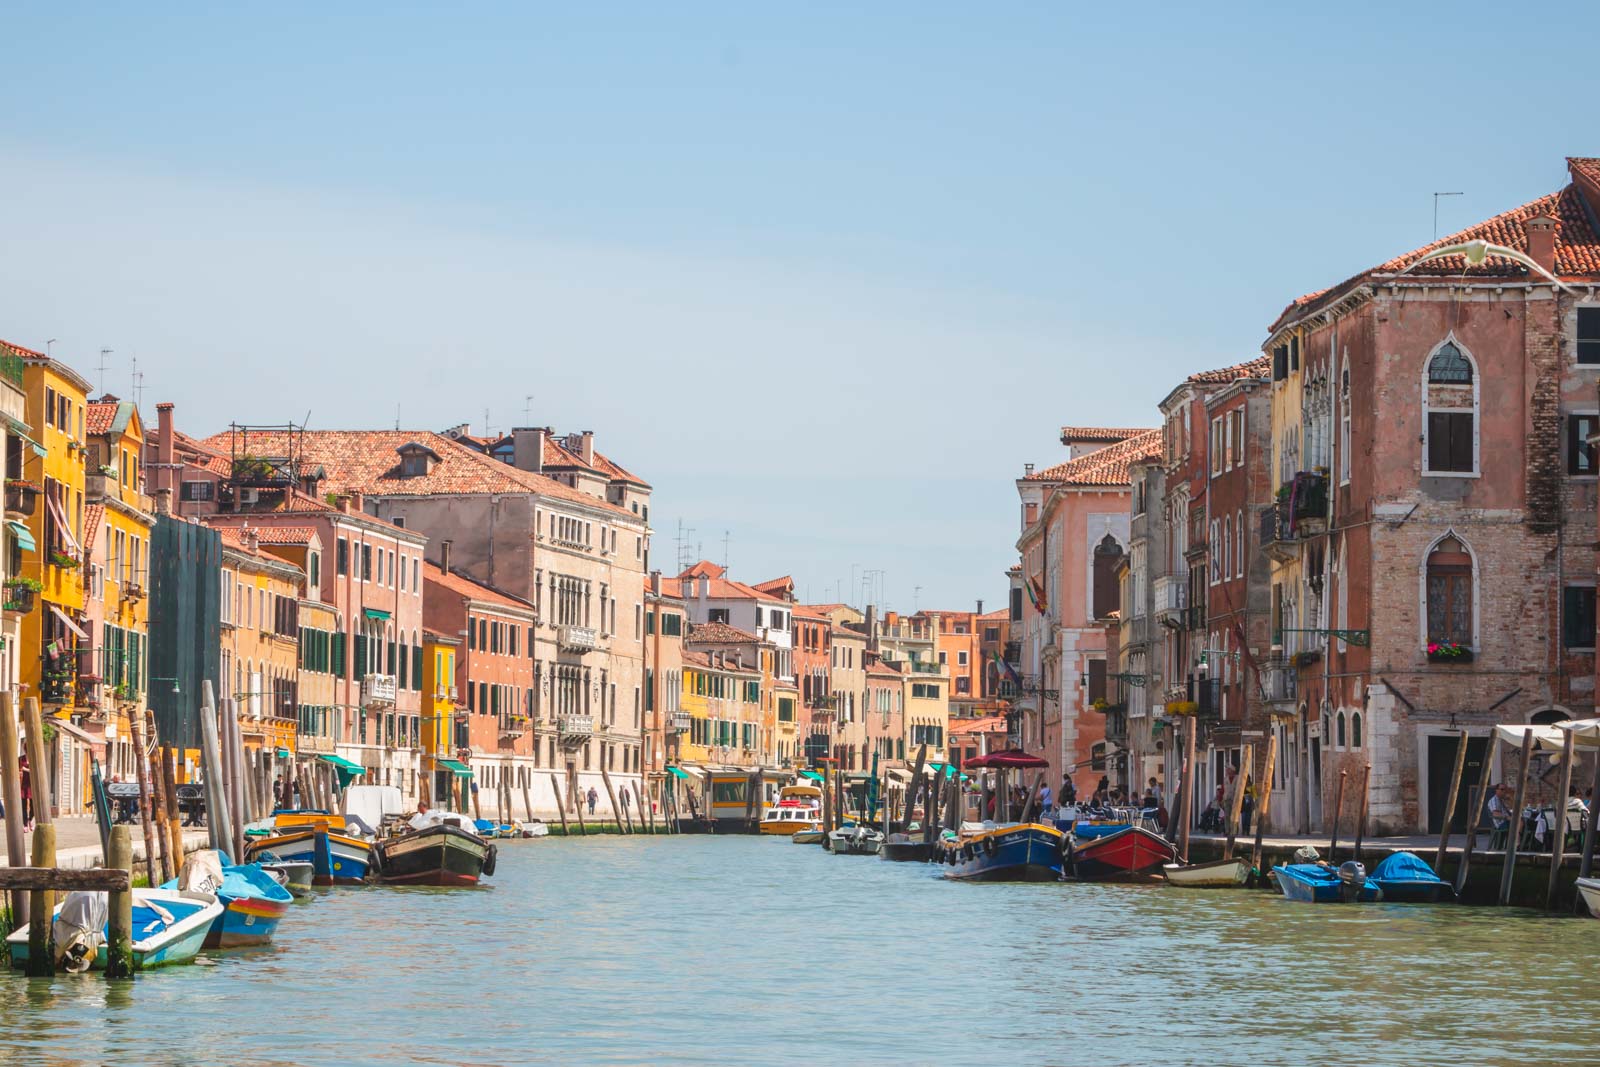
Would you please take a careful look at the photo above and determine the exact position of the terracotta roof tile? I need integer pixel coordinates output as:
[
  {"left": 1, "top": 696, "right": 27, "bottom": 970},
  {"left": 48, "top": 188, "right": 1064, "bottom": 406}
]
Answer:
[
  {"left": 249, "top": 526, "right": 320, "bottom": 545},
  {"left": 752, "top": 576, "right": 793, "bottom": 597},
  {"left": 867, "top": 661, "right": 902, "bottom": 677},
  {"left": 82, "top": 505, "right": 104, "bottom": 555},
  {"left": 200, "top": 429, "right": 634, "bottom": 518},
  {"left": 422, "top": 560, "right": 535, "bottom": 613},
  {"left": 0, "top": 339, "right": 45, "bottom": 360},
  {"left": 590, "top": 451, "right": 650, "bottom": 488},
  {"left": 679, "top": 561, "right": 725, "bottom": 579},
  {"left": 86, "top": 402, "right": 118, "bottom": 436},
  {"left": 684, "top": 620, "right": 761, "bottom": 644},
  {"left": 1186, "top": 356, "right": 1271, "bottom": 384},
  {"left": 1024, "top": 428, "right": 1163, "bottom": 486},
  {"left": 1059, "top": 426, "right": 1152, "bottom": 444}
]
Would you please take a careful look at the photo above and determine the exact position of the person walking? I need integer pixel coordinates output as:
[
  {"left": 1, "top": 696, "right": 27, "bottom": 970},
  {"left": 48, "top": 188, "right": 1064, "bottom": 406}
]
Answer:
[
  {"left": 1240, "top": 776, "right": 1256, "bottom": 835},
  {"left": 587, "top": 786, "right": 598, "bottom": 816},
  {"left": 19, "top": 754, "right": 33, "bottom": 831}
]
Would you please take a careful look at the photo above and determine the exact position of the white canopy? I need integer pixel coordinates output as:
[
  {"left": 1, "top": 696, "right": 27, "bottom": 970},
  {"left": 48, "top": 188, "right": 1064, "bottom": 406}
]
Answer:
[
  {"left": 1556, "top": 718, "right": 1600, "bottom": 746},
  {"left": 1494, "top": 720, "right": 1600, "bottom": 754}
]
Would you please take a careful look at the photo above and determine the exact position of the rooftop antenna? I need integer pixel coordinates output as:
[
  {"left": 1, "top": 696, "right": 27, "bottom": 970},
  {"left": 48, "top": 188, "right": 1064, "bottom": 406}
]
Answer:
[
  {"left": 395, "top": 403, "right": 401, "bottom": 431},
  {"left": 483, "top": 407, "right": 494, "bottom": 439},
  {"left": 721, "top": 529, "right": 731, "bottom": 572},
  {"left": 97, "top": 347, "right": 113, "bottom": 393},
  {"left": 915, "top": 585, "right": 922, "bottom": 611},
  {"left": 132, "top": 356, "right": 145, "bottom": 411},
  {"left": 1433, "top": 191, "right": 1463, "bottom": 239},
  {"left": 523, "top": 395, "right": 533, "bottom": 425},
  {"left": 46, "top": 339, "right": 57, "bottom": 357}
]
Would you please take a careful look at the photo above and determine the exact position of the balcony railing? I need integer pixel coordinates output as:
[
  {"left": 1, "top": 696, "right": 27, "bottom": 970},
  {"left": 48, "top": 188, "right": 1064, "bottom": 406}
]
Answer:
[
  {"left": 670, "top": 711, "right": 692, "bottom": 732},
  {"left": 360, "top": 673, "right": 397, "bottom": 708},
  {"left": 559, "top": 625, "right": 599, "bottom": 653},
  {"left": 558, "top": 713, "right": 594, "bottom": 741},
  {"left": 1153, "top": 574, "right": 1187, "bottom": 627}
]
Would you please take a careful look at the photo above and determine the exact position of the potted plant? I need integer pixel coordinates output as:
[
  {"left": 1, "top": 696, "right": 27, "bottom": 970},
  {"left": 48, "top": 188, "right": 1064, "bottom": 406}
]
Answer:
[
  {"left": 1090, "top": 698, "right": 1109, "bottom": 712},
  {"left": 1293, "top": 649, "right": 1321, "bottom": 668},
  {"left": 4, "top": 478, "right": 40, "bottom": 516},
  {"left": 49, "top": 550, "right": 79, "bottom": 570},
  {"left": 1427, "top": 641, "right": 1473, "bottom": 664},
  {"left": 1167, "top": 700, "right": 1199, "bottom": 717},
  {"left": 3, "top": 575, "right": 41, "bottom": 613}
]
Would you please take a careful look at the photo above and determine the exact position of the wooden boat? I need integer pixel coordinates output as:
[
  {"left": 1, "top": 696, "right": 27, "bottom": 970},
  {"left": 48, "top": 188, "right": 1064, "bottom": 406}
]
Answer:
[
  {"left": 760, "top": 784, "right": 825, "bottom": 836},
  {"left": 373, "top": 811, "right": 495, "bottom": 886},
  {"left": 162, "top": 855, "right": 293, "bottom": 948},
  {"left": 791, "top": 827, "right": 824, "bottom": 844},
  {"left": 242, "top": 811, "right": 374, "bottom": 885},
  {"left": 7, "top": 889, "right": 222, "bottom": 971},
  {"left": 879, "top": 832, "right": 933, "bottom": 862},
  {"left": 1064, "top": 825, "right": 1175, "bottom": 882},
  {"left": 257, "top": 856, "right": 315, "bottom": 898},
  {"left": 1576, "top": 877, "right": 1600, "bottom": 919},
  {"left": 935, "top": 822, "right": 1064, "bottom": 881},
  {"left": 1162, "top": 856, "right": 1252, "bottom": 888},
  {"left": 1272, "top": 861, "right": 1380, "bottom": 903},
  {"left": 1370, "top": 851, "right": 1454, "bottom": 903},
  {"left": 825, "top": 824, "right": 884, "bottom": 855}
]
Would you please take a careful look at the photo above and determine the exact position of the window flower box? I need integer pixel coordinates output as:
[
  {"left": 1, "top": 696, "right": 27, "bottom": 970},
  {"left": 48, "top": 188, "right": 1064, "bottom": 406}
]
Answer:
[
  {"left": 1166, "top": 700, "right": 1199, "bottom": 717},
  {"left": 1427, "top": 642, "right": 1473, "bottom": 664},
  {"left": 1293, "top": 650, "right": 1321, "bottom": 668},
  {"left": 50, "top": 551, "right": 80, "bottom": 570}
]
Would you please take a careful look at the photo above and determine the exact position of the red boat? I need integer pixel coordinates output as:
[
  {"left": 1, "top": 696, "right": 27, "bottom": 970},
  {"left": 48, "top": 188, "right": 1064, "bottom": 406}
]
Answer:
[{"left": 1065, "top": 825, "right": 1175, "bottom": 882}]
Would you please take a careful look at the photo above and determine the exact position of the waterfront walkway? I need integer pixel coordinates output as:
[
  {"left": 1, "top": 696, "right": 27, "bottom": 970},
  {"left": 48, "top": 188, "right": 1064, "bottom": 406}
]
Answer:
[{"left": 0, "top": 814, "right": 210, "bottom": 871}]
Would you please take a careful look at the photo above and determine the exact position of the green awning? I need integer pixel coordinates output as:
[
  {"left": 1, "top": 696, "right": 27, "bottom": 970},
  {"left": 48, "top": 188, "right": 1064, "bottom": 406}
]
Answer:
[
  {"left": 362, "top": 607, "right": 391, "bottom": 620},
  {"left": 320, "top": 753, "right": 366, "bottom": 773},
  {"left": 6, "top": 521, "right": 34, "bottom": 552},
  {"left": 666, "top": 766, "right": 690, "bottom": 780},
  {"left": 435, "top": 758, "right": 473, "bottom": 778},
  {"left": 275, "top": 747, "right": 292, "bottom": 759},
  {"left": 798, "top": 771, "right": 824, "bottom": 782},
  {"left": 929, "top": 762, "right": 970, "bottom": 782},
  {"left": 5, "top": 419, "right": 45, "bottom": 458}
]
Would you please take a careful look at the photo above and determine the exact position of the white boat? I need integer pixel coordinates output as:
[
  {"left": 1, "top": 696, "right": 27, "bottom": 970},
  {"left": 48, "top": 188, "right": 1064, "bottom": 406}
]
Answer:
[
  {"left": 791, "top": 828, "right": 824, "bottom": 844},
  {"left": 825, "top": 824, "right": 884, "bottom": 855},
  {"left": 1577, "top": 876, "right": 1600, "bottom": 919},
  {"left": 760, "top": 784, "right": 824, "bottom": 836},
  {"left": 7, "top": 888, "right": 223, "bottom": 971},
  {"left": 1162, "top": 857, "right": 1253, "bottom": 888}
]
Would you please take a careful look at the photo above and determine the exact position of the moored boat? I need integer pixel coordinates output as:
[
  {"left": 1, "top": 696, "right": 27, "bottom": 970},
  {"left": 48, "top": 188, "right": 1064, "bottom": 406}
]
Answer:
[
  {"left": 760, "top": 784, "right": 824, "bottom": 836},
  {"left": 242, "top": 811, "right": 375, "bottom": 885},
  {"left": 1272, "top": 861, "right": 1380, "bottom": 903},
  {"left": 7, "top": 889, "right": 223, "bottom": 972},
  {"left": 824, "top": 823, "right": 884, "bottom": 855},
  {"left": 1370, "top": 851, "right": 1454, "bottom": 903},
  {"left": 791, "top": 827, "right": 824, "bottom": 844},
  {"left": 935, "top": 822, "right": 1064, "bottom": 881},
  {"left": 1064, "top": 825, "right": 1175, "bottom": 883},
  {"left": 162, "top": 851, "right": 294, "bottom": 948},
  {"left": 1576, "top": 876, "right": 1600, "bottom": 918},
  {"left": 1162, "top": 856, "right": 1252, "bottom": 888},
  {"left": 257, "top": 855, "right": 315, "bottom": 898},
  {"left": 880, "top": 831, "right": 932, "bottom": 862},
  {"left": 374, "top": 810, "right": 495, "bottom": 886}
]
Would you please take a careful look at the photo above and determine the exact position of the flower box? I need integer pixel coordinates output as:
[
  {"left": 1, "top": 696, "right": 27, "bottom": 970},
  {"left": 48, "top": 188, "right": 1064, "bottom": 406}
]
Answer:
[
  {"left": 1293, "top": 650, "right": 1321, "bottom": 668},
  {"left": 50, "top": 551, "right": 80, "bottom": 570},
  {"left": 1427, "top": 643, "right": 1473, "bottom": 664}
]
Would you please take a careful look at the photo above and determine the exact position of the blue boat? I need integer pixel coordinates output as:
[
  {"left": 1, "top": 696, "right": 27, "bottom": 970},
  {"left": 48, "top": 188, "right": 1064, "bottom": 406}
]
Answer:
[
  {"left": 162, "top": 860, "right": 293, "bottom": 948},
  {"left": 934, "top": 823, "right": 1064, "bottom": 881},
  {"left": 6, "top": 889, "right": 223, "bottom": 971},
  {"left": 1370, "top": 851, "right": 1454, "bottom": 903},
  {"left": 1273, "top": 861, "right": 1380, "bottom": 903},
  {"left": 242, "top": 812, "right": 374, "bottom": 885}
]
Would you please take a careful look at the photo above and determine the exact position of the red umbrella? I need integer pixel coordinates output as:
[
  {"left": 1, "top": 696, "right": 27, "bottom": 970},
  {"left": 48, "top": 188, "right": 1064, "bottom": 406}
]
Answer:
[{"left": 962, "top": 749, "right": 1050, "bottom": 769}]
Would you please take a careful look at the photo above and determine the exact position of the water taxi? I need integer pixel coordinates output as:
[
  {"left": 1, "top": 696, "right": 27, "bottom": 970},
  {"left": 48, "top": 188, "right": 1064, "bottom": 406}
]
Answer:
[{"left": 759, "top": 783, "right": 824, "bottom": 836}]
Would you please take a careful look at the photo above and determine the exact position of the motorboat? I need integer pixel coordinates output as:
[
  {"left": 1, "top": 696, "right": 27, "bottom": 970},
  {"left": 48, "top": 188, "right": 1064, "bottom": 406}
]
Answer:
[
  {"left": 1370, "top": 851, "right": 1454, "bottom": 903},
  {"left": 791, "top": 827, "right": 824, "bottom": 844},
  {"left": 760, "top": 784, "right": 824, "bottom": 836},
  {"left": 1162, "top": 856, "right": 1252, "bottom": 888},
  {"left": 255, "top": 853, "right": 315, "bottom": 898},
  {"left": 1064, "top": 825, "right": 1176, "bottom": 882},
  {"left": 934, "top": 822, "right": 1064, "bottom": 881},
  {"left": 1272, "top": 861, "right": 1380, "bottom": 903},
  {"left": 825, "top": 823, "right": 884, "bottom": 855},
  {"left": 1576, "top": 876, "right": 1600, "bottom": 919},
  {"left": 373, "top": 809, "right": 496, "bottom": 886},
  {"left": 7, "top": 888, "right": 222, "bottom": 972},
  {"left": 161, "top": 851, "right": 293, "bottom": 948},
  {"left": 879, "top": 831, "right": 933, "bottom": 862},
  {"left": 242, "top": 810, "right": 375, "bottom": 885}
]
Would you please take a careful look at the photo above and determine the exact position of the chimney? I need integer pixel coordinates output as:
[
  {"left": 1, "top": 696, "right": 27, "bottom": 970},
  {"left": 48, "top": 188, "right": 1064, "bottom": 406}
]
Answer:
[
  {"left": 348, "top": 490, "right": 364, "bottom": 514},
  {"left": 698, "top": 576, "right": 709, "bottom": 602},
  {"left": 1524, "top": 214, "right": 1560, "bottom": 275},
  {"left": 1024, "top": 462, "right": 1034, "bottom": 476},
  {"left": 155, "top": 402, "right": 176, "bottom": 496},
  {"left": 579, "top": 431, "right": 595, "bottom": 466},
  {"left": 441, "top": 539, "right": 453, "bottom": 574},
  {"left": 866, "top": 605, "right": 878, "bottom": 650},
  {"left": 511, "top": 427, "right": 545, "bottom": 473},
  {"left": 154, "top": 488, "right": 172, "bottom": 516},
  {"left": 976, "top": 598, "right": 984, "bottom": 616},
  {"left": 336, "top": 493, "right": 351, "bottom": 514},
  {"left": 245, "top": 529, "right": 260, "bottom": 554},
  {"left": 649, "top": 570, "right": 661, "bottom": 595}
]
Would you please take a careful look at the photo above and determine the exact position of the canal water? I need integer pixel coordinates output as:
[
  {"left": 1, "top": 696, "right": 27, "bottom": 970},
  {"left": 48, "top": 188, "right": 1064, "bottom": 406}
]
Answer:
[{"left": 2, "top": 835, "right": 1597, "bottom": 1066}]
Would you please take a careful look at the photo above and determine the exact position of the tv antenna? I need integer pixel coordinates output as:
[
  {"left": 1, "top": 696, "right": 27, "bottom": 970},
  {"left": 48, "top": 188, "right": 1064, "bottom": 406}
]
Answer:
[{"left": 97, "top": 348, "right": 113, "bottom": 393}]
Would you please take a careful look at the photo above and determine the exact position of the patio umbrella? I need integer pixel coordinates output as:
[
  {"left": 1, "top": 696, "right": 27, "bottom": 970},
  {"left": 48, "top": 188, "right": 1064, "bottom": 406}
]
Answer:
[{"left": 963, "top": 749, "right": 1050, "bottom": 769}]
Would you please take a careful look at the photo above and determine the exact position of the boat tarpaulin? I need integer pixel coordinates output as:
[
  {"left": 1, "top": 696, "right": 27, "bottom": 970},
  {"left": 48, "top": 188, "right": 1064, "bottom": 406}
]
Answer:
[
  {"left": 666, "top": 766, "right": 691, "bottom": 780},
  {"left": 962, "top": 749, "right": 1050, "bottom": 770},
  {"left": 1371, "top": 851, "right": 1443, "bottom": 883},
  {"left": 6, "top": 520, "right": 35, "bottom": 551},
  {"left": 798, "top": 770, "right": 824, "bottom": 782},
  {"left": 435, "top": 758, "right": 473, "bottom": 778}
]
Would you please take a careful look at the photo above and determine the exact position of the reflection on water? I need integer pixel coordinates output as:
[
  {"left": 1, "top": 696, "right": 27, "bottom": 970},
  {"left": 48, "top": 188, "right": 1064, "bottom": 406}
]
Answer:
[{"left": 1, "top": 836, "right": 1597, "bottom": 1066}]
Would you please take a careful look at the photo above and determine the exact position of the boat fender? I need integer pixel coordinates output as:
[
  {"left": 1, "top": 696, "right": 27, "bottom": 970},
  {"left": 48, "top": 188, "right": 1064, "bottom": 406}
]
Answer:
[
  {"left": 367, "top": 845, "right": 385, "bottom": 875},
  {"left": 982, "top": 836, "right": 997, "bottom": 857},
  {"left": 482, "top": 843, "right": 498, "bottom": 876}
]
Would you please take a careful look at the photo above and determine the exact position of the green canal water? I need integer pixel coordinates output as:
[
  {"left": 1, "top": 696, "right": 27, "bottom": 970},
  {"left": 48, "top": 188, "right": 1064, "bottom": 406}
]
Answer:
[{"left": 2, "top": 835, "right": 1598, "bottom": 1066}]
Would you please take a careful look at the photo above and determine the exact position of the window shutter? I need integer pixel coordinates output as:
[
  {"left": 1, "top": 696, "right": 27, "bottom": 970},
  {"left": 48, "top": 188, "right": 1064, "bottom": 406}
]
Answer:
[
  {"left": 1449, "top": 412, "right": 1473, "bottom": 472},
  {"left": 387, "top": 640, "right": 396, "bottom": 674},
  {"left": 355, "top": 634, "right": 367, "bottom": 677},
  {"left": 412, "top": 647, "right": 423, "bottom": 689}
]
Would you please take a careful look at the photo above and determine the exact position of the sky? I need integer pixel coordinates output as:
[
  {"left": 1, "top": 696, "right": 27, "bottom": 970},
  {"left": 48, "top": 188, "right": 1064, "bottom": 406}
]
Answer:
[{"left": 0, "top": 4, "right": 1593, "bottom": 611}]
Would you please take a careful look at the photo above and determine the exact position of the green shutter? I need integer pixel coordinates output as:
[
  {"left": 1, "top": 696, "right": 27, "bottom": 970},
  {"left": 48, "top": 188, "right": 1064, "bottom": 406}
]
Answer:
[
  {"left": 412, "top": 646, "right": 423, "bottom": 690},
  {"left": 354, "top": 634, "right": 367, "bottom": 676}
]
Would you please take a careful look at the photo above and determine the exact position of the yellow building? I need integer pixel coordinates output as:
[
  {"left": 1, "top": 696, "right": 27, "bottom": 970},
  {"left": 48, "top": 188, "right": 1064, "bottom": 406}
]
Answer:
[
  {"left": 422, "top": 629, "right": 468, "bottom": 806},
  {"left": 211, "top": 524, "right": 305, "bottom": 762},
  {"left": 19, "top": 351, "right": 91, "bottom": 720},
  {"left": 677, "top": 650, "right": 714, "bottom": 766},
  {"left": 773, "top": 677, "right": 799, "bottom": 769},
  {"left": 83, "top": 396, "right": 156, "bottom": 786}
]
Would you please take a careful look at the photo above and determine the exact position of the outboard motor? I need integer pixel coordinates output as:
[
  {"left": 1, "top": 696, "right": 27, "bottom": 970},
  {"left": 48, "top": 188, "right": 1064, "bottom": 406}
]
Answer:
[{"left": 1336, "top": 860, "right": 1368, "bottom": 903}]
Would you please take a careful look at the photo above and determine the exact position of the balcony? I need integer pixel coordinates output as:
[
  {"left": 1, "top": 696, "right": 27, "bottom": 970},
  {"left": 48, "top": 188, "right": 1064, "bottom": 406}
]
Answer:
[
  {"left": 1153, "top": 575, "right": 1187, "bottom": 628},
  {"left": 5, "top": 480, "right": 38, "bottom": 519},
  {"left": 670, "top": 711, "right": 692, "bottom": 732},
  {"left": 558, "top": 713, "right": 594, "bottom": 744},
  {"left": 1263, "top": 662, "right": 1297, "bottom": 705},
  {"left": 559, "top": 625, "right": 599, "bottom": 653},
  {"left": 360, "top": 673, "right": 397, "bottom": 708}
]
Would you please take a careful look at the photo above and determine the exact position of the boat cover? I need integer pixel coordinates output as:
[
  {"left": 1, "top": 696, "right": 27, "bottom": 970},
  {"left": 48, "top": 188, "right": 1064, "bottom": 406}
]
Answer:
[
  {"left": 1372, "top": 851, "right": 1443, "bottom": 883},
  {"left": 177, "top": 850, "right": 226, "bottom": 894},
  {"left": 54, "top": 891, "right": 107, "bottom": 973}
]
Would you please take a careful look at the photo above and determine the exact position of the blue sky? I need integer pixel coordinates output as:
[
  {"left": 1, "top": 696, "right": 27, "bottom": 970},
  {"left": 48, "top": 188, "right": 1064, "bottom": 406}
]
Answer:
[{"left": 0, "top": 4, "right": 1591, "bottom": 609}]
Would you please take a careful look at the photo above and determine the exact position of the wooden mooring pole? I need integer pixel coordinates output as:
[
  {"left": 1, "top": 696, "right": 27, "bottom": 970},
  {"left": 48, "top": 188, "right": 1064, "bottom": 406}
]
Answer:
[
  {"left": 161, "top": 745, "right": 183, "bottom": 876},
  {"left": 1178, "top": 716, "right": 1196, "bottom": 864},
  {"left": 1328, "top": 769, "right": 1348, "bottom": 860},
  {"left": 0, "top": 691, "right": 29, "bottom": 925},
  {"left": 1499, "top": 728, "right": 1535, "bottom": 907},
  {"left": 600, "top": 767, "right": 626, "bottom": 834},
  {"left": 129, "top": 709, "right": 161, "bottom": 884},
  {"left": 547, "top": 773, "right": 570, "bottom": 836},
  {"left": 26, "top": 823, "right": 57, "bottom": 975},
  {"left": 1223, "top": 744, "right": 1252, "bottom": 861},
  {"left": 1455, "top": 732, "right": 1500, "bottom": 896},
  {"left": 1546, "top": 728, "right": 1576, "bottom": 912},
  {"left": 1351, "top": 762, "right": 1371, "bottom": 868},
  {"left": 106, "top": 825, "right": 134, "bottom": 979},
  {"left": 1250, "top": 733, "right": 1279, "bottom": 877},
  {"left": 22, "top": 697, "right": 53, "bottom": 829},
  {"left": 904, "top": 744, "right": 927, "bottom": 829},
  {"left": 1434, "top": 729, "right": 1470, "bottom": 873}
]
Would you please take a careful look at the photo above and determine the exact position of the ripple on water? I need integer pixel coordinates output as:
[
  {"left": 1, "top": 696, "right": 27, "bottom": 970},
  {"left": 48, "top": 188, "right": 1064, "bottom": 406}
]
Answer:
[{"left": 3, "top": 836, "right": 1599, "bottom": 1066}]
